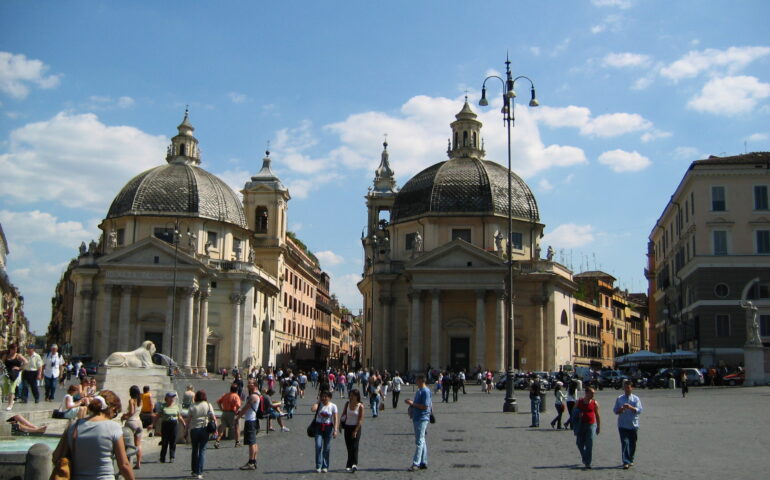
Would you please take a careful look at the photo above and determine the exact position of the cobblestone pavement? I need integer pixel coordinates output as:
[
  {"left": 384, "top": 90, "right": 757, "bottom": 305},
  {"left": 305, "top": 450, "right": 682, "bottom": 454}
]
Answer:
[{"left": 129, "top": 379, "right": 767, "bottom": 480}]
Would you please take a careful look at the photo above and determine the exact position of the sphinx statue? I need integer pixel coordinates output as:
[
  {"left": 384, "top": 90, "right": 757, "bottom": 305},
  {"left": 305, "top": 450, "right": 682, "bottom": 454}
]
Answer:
[{"left": 104, "top": 340, "right": 157, "bottom": 368}]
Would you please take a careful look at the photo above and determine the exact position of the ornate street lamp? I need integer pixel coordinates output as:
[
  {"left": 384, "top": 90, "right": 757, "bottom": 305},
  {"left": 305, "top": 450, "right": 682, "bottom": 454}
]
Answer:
[{"left": 479, "top": 55, "right": 538, "bottom": 413}]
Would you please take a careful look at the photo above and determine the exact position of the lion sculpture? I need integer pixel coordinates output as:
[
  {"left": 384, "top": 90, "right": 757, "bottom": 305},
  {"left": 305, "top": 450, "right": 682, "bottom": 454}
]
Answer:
[{"left": 104, "top": 340, "right": 157, "bottom": 368}]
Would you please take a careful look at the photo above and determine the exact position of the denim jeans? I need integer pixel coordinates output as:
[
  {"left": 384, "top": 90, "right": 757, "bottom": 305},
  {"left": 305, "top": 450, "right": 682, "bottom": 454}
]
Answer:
[
  {"left": 21, "top": 372, "right": 40, "bottom": 403},
  {"left": 575, "top": 423, "right": 597, "bottom": 466},
  {"left": 189, "top": 427, "right": 209, "bottom": 475},
  {"left": 43, "top": 376, "right": 57, "bottom": 401},
  {"left": 619, "top": 427, "right": 638, "bottom": 465},
  {"left": 412, "top": 418, "right": 429, "bottom": 467},
  {"left": 370, "top": 394, "right": 380, "bottom": 416},
  {"left": 530, "top": 396, "right": 541, "bottom": 426},
  {"left": 314, "top": 424, "right": 333, "bottom": 469}
]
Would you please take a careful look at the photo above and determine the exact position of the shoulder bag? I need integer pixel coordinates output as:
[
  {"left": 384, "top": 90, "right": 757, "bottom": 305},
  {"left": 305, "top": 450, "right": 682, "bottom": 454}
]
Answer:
[
  {"left": 50, "top": 419, "right": 79, "bottom": 480},
  {"left": 306, "top": 406, "right": 320, "bottom": 438},
  {"left": 206, "top": 403, "right": 217, "bottom": 434},
  {"left": 339, "top": 401, "right": 349, "bottom": 429}
]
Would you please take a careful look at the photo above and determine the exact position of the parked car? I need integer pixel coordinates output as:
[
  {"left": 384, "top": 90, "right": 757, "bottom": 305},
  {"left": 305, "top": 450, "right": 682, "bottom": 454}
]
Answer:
[
  {"left": 681, "top": 368, "right": 705, "bottom": 386},
  {"left": 598, "top": 370, "right": 628, "bottom": 389},
  {"left": 652, "top": 368, "right": 704, "bottom": 387},
  {"left": 722, "top": 371, "right": 745, "bottom": 386}
]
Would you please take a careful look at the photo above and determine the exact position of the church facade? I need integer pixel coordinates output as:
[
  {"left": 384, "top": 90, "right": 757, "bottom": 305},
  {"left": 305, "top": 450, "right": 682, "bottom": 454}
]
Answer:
[
  {"left": 49, "top": 113, "right": 322, "bottom": 373},
  {"left": 359, "top": 102, "right": 576, "bottom": 374}
]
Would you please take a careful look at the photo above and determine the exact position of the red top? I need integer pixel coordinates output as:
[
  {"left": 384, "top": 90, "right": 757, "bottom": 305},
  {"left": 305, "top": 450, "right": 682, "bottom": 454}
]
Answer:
[{"left": 577, "top": 398, "right": 597, "bottom": 424}]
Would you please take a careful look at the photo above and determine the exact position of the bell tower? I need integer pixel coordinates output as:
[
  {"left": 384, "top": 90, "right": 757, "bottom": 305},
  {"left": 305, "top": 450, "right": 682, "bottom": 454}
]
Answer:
[
  {"left": 242, "top": 150, "right": 289, "bottom": 278},
  {"left": 364, "top": 140, "right": 399, "bottom": 266}
]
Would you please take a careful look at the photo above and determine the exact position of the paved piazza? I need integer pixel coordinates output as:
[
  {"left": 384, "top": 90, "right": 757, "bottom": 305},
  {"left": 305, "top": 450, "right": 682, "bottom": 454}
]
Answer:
[{"left": 128, "top": 379, "right": 767, "bottom": 480}]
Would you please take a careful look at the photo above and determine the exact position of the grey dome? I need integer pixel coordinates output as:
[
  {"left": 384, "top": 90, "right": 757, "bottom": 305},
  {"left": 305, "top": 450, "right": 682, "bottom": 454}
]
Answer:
[
  {"left": 390, "top": 157, "right": 539, "bottom": 224},
  {"left": 107, "top": 163, "right": 247, "bottom": 228}
]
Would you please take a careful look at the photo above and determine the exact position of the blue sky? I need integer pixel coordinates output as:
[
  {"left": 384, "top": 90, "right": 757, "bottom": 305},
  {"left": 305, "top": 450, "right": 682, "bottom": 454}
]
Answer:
[{"left": 1, "top": 0, "right": 769, "bottom": 334}]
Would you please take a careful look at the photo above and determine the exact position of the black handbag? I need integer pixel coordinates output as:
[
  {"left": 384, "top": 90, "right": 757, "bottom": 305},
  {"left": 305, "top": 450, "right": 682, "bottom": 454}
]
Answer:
[
  {"left": 429, "top": 412, "right": 436, "bottom": 424},
  {"left": 306, "top": 408, "right": 320, "bottom": 437},
  {"left": 205, "top": 403, "right": 217, "bottom": 434}
]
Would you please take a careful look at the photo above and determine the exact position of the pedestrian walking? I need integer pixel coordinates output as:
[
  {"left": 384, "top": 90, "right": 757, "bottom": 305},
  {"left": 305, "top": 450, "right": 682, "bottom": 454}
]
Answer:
[
  {"left": 368, "top": 376, "right": 382, "bottom": 417},
  {"left": 391, "top": 371, "right": 403, "bottom": 408},
  {"left": 613, "top": 381, "right": 642, "bottom": 470},
  {"left": 311, "top": 389, "right": 338, "bottom": 473},
  {"left": 341, "top": 389, "right": 364, "bottom": 472},
  {"left": 215, "top": 384, "right": 241, "bottom": 448},
  {"left": 234, "top": 384, "right": 260, "bottom": 470},
  {"left": 121, "top": 385, "right": 143, "bottom": 469},
  {"left": 51, "top": 390, "right": 135, "bottom": 480},
  {"left": 283, "top": 378, "right": 298, "bottom": 418},
  {"left": 42, "top": 344, "right": 63, "bottom": 402},
  {"left": 154, "top": 392, "right": 186, "bottom": 464},
  {"left": 680, "top": 371, "right": 688, "bottom": 398},
  {"left": 441, "top": 372, "right": 451, "bottom": 403},
  {"left": 529, "top": 376, "right": 542, "bottom": 427},
  {"left": 140, "top": 385, "right": 155, "bottom": 436},
  {"left": 1, "top": 343, "right": 27, "bottom": 411},
  {"left": 459, "top": 370, "right": 466, "bottom": 394},
  {"left": 406, "top": 374, "right": 432, "bottom": 471},
  {"left": 574, "top": 387, "right": 601, "bottom": 469},
  {"left": 563, "top": 380, "right": 578, "bottom": 430},
  {"left": 20, "top": 345, "right": 42, "bottom": 404},
  {"left": 550, "top": 381, "right": 566, "bottom": 429}
]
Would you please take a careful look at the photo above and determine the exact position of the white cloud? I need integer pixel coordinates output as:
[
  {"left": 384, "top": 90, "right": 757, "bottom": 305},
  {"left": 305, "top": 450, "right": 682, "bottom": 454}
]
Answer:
[
  {"left": 0, "top": 210, "right": 97, "bottom": 250},
  {"left": 273, "top": 120, "right": 326, "bottom": 174},
  {"left": 8, "top": 259, "right": 72, "bottom": 331},
  {"left": 591, "top": 14, "right": 623, "bottom": 34},
  {"left": 228, "top": 92, "right": 248, "bottom": 104},
  {"left": 537, "top": 179, "right": 554, "bottom": 191},
  {"left": 632, "top": 75, "right": 655, "bottom": 90},
  {"left": 687, "top": 76, "right": 770, "bottom": 115},
  {"left": 602, "top": 52, "right": 651, "bottom": 68},
  {"left": 326, "top": 94, "right": 586, "bottom": 178},
  {"left": 591, "top": 0, "right": 632, "bottom": 8},
  {"left": 535, "top": 106, "right": 653, "bottom": 138},
  {"left": 672, "top": 146, "right": 700, "bottom": 160},
  {"left": 541, "top": 224, "right": 595, "bottom": 249},
  {"left": 746, "top": 133, "right": 768, "bottom": 142},
  {"left": 660, "top": 46, "right": 770, "bottom": 81},
  {"left": 213, "top": 168, "right": 251, "bottom": 197},
  {"left": 330, "top": 273, "right": 363, "bottom": 311},
  {"left": 598, "top": 149, "right": 651, "bottom": 172},
  {"left": 80, "top": 95, "right": 135, "bottom": 110},
  {"left": 640, "top": 129, "right": 672, "bottom": 142},
  {"left": 529, "top": 46, "right": 541, "bottom": 56},
  {"left": 316, "top": 250, "right": 345, "bottom": 267},
  {"left": 0, "top": 51, "right": 61, "bottom": 99},
  {"left": 0, "top": 112, "right": 167, "bottom": 210}
]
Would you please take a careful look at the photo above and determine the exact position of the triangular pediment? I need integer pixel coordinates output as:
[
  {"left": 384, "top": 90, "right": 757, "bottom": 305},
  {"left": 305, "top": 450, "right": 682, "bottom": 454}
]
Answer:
[
  {"left": 99, "top": 236, "right": 205, "bottom": 268},
  {"left": 407, "top": 239, "right": 504, "bottom": 270}
]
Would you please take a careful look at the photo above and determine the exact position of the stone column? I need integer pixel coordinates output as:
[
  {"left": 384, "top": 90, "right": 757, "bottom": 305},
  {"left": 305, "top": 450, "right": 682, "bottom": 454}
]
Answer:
[
  {"left": 230, "top": 291, "right": 245, "bottom": 368},
  {"left": 495, "top": 290, "right": 505, "bottom": 373},
  {"left": 117, "top": 286, "right": 132, "bottom": 351},
  {"left": 190, "top": 290, "right": 200, "bottom": 368},
  {"left": 475, "top": 290, "right": 486, "bottom": 369},
  {"left": 409, "top": 289, "right": 422, "bottom": 373},
  {"left": 99, "top": 286, "right": 113, "bottom": 361},
  {"left": 197, "top": 288, "right": 210, "bottom": 370},
  {"left": 379, "top": 296, "right": 392, "bottom": 369},
  {"left": 163, "top": 288, "right": 175, "bottom": 357},
  {"left": 180, "top": 288, "right": 196, "bottom": 368},
  {"left": 79, "top": 289, "right": 96, "bottom": 355},
  {"left": 430, "top": 289, "right": 440, "bottom": 369}
]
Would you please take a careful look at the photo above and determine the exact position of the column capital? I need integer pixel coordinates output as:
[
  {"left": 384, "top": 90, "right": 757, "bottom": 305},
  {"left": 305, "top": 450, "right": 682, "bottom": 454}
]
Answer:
[
  {"left": 408, "top": 288, "right": 423, "bottom": 300},
  {"left": 475, "top": 289, "right": 487, "bottom": 299},
  {"left": 379, "top": 296, "right": 394, "bottom": 306},
  {"left": 430, "top": 288, "right": 441, "bottom": 298},
  {"left": 200, "top": 288, "right": 211, "bottom": 300},
  {"left": 495, "top": 289, "right": 505, "bottom": 300},
  {"left": 79, "top": 289, "right": 96, "bottom": 299},
  {"left": 230, "top": 292, "right": 247, "bottom": 305},
  {"left": 180, "top": 286, "right": 197, "bottom": 297},
  {"left": 119, "top": 285, "right": 133, "bottom": 295},
  {"left": 103, "top": 284, "right": 114, "bottom": 294}
]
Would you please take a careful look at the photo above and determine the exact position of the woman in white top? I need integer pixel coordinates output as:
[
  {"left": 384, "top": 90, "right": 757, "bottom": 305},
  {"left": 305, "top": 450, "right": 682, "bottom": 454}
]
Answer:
[
  {"left": 341, "top": 388, "right": 364, "bottom": 472},
  {"left": 550, "top": 381, "right": 567, "bottom": 429},
  {"left": 52, "top": 390, "right": 135, "bottom": 480},
  {"left": 391, "top": 372, "right": 404, "bottom": 409},
  {"left": 311, "top": 389, "right": 338, "bottom": 473},
  {"left": 59, "top": 384, "right": 86, "bottom": 419},
  {"left": 185, "top": 389, "right": 217, "bottom": 479}
]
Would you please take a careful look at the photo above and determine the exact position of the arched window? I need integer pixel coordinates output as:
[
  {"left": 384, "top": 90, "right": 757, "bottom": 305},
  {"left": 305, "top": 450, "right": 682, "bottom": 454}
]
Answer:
[
  {"left": 561, "top": 310, "right": 569, "bottom": 326},
  {"left": 473, "top": 132, "right": 477, "bottom": 147},
  {"left": 463, "top": 131, "right": 468, "bottom": 146},
  {"left": 453, "top": 132, "right": 458, "bottom": 150},
  {"left": 179, "top": 143, "right": 186, "bottom": 156},
  {"left": 256, "top": 206, "right": 268, "bottom": 234}
]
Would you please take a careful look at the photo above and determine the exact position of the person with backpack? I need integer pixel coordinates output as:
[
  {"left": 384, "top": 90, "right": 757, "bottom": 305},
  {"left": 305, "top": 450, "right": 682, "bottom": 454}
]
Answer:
[
  {"left": 529, "top": 376, "right": 542, "bottom": 428},
  {"left": 234, "top": 384, "right": 261, "bottom": 470},
  {"left": 340, "top": 389, "right": 364, "bottom": 472},
  {"left": 283, "top": 379, "right": 298, "bottom": 419}
]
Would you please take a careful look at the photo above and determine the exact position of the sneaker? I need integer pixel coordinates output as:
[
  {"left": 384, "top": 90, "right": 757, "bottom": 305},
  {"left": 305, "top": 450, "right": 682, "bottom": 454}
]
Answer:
[
  {"left": 622, "top": 464, "right": 630, "bottom": 470},
  {"left": 321, "top": 468, "right": 328, "bottom": 473},
  {"left": 407, "top": 465, "right": 419, "bottom": 472},
  {"left": 316, "top": 468, "right": 322, "bottom": 473},
  {"left": 239, "top": 463, "right": 257, "bottom": 470},
  {"left": 281, "top": 426, "right": 290, "bottom": 432},
  {"left": 214, "top": 440, "right": 220, "bottom": 449},
  {"left": 419, "top": 464, "right": 427, "bottom": 470},
  {"left": 235, "top": 441, "right": 241, "bottom": 447},
  {"left": 351, "top": 465, "right": 357, "bottom": 472},
  {"left": 198, "top": 475, "right": 204, "bottom": 479},
  {"left": 346, "top": 468, "right": 352, "bottom": 473}
]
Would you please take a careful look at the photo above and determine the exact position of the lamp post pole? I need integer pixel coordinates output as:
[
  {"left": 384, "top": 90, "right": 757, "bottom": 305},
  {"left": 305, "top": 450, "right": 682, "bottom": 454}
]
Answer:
[{"left": 480, "top": 55, "right": 538, "bottom": 413}]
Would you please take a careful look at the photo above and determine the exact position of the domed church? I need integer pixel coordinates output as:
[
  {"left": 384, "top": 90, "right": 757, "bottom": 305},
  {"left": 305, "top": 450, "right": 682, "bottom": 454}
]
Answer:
[
  {"left": 56, "top": 112, "right": 293, "bottom": 373},
  {"left": 359, "top": 101, "right": 576, "bottom": 374}
]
